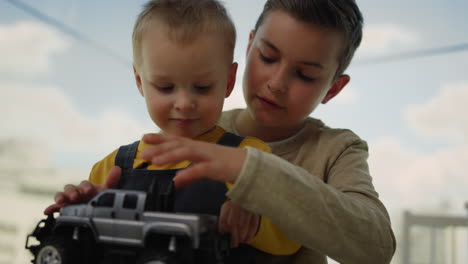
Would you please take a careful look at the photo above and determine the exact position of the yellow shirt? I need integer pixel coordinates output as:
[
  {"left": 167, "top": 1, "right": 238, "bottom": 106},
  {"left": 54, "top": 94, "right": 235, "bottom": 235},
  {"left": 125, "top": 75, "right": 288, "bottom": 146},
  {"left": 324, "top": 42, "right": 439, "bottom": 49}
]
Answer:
[{"left": 89, "top": 125, "right": 301, "bottom": 255}]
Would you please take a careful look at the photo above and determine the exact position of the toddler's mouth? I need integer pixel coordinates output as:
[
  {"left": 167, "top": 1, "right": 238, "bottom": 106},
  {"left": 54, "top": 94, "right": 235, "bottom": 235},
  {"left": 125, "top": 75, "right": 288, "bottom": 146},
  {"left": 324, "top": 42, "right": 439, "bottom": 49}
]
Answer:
[{"left": 171, "top": 118, "right": 198, "bottom": 125}]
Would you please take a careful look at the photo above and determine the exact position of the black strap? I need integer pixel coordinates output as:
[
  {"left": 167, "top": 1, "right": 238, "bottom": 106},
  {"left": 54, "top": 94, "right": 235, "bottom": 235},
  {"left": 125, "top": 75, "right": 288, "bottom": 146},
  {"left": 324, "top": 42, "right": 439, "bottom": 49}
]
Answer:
[
  {"left": 115, "top": 140, "right": 140, "bottom": 170},
  {"left": 216, "top": 132, "right": 244, "bottom": 147},
  {"left": 115, "top": 140, "right": 139, "bottom": 189}
]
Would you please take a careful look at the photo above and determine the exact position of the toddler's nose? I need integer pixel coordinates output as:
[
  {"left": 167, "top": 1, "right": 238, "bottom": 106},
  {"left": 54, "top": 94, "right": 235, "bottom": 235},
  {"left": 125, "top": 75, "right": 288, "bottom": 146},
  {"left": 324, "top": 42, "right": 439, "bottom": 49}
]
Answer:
[{"left": 174, "top": 93, "right": 196, "bottom": 111}]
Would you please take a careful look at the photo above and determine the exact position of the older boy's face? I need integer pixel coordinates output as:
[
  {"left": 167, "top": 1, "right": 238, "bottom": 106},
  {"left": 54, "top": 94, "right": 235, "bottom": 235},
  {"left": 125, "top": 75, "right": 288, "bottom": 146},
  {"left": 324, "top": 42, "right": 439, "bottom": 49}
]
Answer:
[
  {"left": 243, "top": 11, "right": 349, "bottom": 130},
  {"left": 134, "top": 24, "right": 236, "bottom": 138}
]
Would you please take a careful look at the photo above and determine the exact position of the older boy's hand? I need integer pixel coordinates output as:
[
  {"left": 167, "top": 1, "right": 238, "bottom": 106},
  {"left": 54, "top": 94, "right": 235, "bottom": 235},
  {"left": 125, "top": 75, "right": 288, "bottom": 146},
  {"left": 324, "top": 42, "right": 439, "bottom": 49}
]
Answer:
[
  {"left": 219, "top": 200, "right": 260, "bottom": 248},
  {"left": 141, "top": 133, "right": 247, "bottom": 188},
  {"left": 43, "top": 166, "right": 121, "bottom": 215}
]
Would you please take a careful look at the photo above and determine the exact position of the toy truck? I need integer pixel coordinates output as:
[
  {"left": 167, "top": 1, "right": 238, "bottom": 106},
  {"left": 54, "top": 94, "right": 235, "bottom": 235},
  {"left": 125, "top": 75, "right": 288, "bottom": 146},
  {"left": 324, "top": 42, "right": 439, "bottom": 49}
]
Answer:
[{"left": 25, "top": 189, "right": 230, "bottom": 264}]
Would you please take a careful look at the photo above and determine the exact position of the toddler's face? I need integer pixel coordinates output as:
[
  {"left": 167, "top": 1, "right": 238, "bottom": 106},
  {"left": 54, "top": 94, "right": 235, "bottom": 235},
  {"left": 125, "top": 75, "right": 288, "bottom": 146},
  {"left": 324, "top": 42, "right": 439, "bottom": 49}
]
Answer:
[{"left": 135, "top": 26, "right": 236, "bottom": 138}]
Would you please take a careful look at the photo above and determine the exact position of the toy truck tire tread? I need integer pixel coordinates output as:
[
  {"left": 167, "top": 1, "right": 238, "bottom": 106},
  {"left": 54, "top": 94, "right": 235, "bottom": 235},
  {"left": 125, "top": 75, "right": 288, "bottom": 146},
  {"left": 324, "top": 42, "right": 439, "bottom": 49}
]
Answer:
[
  {"left": 137, "top": 250, "right": 177, "bottom": 264},
  {"left": 34, "top": 235, "right": 79, "bottom": 264}
]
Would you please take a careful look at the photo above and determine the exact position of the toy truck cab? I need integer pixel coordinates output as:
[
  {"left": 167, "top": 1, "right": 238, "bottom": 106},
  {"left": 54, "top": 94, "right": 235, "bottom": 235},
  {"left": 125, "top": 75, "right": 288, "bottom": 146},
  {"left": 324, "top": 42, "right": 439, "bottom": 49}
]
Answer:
[
  {"left": 26, "top": 189, "right": 230, "bottom": 264},
  {"left": 58, "top": 190, "right": 150, "bottom": 247}
]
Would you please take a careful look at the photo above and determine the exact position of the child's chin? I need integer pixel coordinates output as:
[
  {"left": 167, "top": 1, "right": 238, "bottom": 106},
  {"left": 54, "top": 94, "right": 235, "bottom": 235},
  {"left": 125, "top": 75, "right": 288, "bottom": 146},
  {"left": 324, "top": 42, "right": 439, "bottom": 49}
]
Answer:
[
  {"left": 253, "top": 110, "right": 279, "bottom": 125},
  {"left": 172, "top": 130, "right": 199, "bottom": 138}
]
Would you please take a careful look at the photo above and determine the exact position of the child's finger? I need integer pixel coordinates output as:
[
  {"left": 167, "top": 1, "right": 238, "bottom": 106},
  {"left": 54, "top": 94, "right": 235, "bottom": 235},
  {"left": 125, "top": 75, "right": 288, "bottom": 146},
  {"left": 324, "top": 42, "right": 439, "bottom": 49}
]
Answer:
[
  {"left": 245, "top": 215, "right": 260, "bottom": 243},
  {"left": 227, "top": 205, "right": 242, "bottom": 248},
  {"left": 218, "top": 202, "right": 231, "bottom": 234},
  {"left": 63, "top": 184, "right": 81, "bottom": 202},
  {"left": 141, "top": 140, "right": 186, "bottom": 161},
  {"left": 54, "top": 192, "right": 67, "bottom": 205},
  {"left": 141, "top": 134, "right": 191, "bottom": 161},
  {"left": 175, "top": 162, "right": 236, "bottom": 187},
  {"left": 79, "top": 180, "right": 97, "bottom": 199},
  {"left": 173, "top": 164, "right": 212, "bottom": 188},
  {"left": 102, "top": 166, "right": 121, "bottom": 189},
  {"left": 235, "top": 206, "right": 256, "bottom": 243},
  {"left": 237, "top": 210, "right": 251, "bottom": 243},
  {"left": 149, "top": 145, "right": 202, "bottom": 167},
  {"left": 230, "top": 224, "right": 240, "bottom": 248},
  {"left": 43, "top": 203, "right": 61, "bottom": 215}
]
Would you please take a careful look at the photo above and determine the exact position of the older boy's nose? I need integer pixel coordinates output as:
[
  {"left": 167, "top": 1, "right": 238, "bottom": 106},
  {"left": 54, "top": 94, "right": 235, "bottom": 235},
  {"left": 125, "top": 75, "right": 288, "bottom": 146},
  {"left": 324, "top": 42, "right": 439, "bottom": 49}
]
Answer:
[{"left": 268, "top": 65, "right": 288, "bottom": 93}]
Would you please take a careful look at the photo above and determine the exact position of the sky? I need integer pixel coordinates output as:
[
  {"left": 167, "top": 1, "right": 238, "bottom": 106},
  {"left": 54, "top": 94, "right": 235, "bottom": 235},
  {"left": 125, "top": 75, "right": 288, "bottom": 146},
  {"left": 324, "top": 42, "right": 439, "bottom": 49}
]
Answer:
[{"left": 1, "top": 0, "right": 468, "bottom": 263}]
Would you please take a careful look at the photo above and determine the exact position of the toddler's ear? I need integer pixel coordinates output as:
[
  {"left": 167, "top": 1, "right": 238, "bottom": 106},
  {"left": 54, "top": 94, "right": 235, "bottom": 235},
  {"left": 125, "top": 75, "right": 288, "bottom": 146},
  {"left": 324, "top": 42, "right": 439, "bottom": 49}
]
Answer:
[
  {"left": 133, "top": 64, "right": 144, "bottom": 96},
  {"left": 225, "top": 62, "right": 238, "bottom": 98},
  {"left": 322, "top": 74, "right": 350, "bottom": 104}
]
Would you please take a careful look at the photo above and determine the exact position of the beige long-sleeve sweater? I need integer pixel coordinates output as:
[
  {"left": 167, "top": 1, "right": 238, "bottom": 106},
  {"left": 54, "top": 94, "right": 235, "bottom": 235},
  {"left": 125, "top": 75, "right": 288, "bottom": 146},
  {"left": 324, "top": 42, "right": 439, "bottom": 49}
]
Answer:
[{"left": 219, "top": 109, "right": 396, "bottom": 264}]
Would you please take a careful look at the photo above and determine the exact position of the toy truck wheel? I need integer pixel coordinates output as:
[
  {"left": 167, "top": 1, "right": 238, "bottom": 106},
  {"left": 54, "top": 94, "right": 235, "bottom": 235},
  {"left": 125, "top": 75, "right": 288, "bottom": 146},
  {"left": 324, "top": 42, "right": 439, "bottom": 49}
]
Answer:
[
  {"left": 34, "top": 235, "right": 77, "bottom": 264},
  {"left": 137, "top": 250, "right": 177, "bottom": 264}
]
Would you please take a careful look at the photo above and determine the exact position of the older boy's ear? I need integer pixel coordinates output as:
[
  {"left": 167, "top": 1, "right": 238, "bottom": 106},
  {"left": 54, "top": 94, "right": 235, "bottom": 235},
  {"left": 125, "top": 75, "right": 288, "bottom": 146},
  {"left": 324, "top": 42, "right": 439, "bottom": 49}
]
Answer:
[
  {"left": 246, "top": 30, "right": 255, "bottom": 56},
  {"left": 322, "top": 74, "right": 350, "bottom": 104},
  {"left": 225, "top": 62, "right": 238, "bottom": 98},
  {"left": 133, "top": 64, "right": 144, "bottom": 96}
]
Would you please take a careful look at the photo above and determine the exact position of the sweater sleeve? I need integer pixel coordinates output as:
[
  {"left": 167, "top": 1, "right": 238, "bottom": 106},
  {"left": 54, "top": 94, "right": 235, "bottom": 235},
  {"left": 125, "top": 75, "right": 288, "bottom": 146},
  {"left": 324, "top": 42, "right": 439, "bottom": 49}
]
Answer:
[
  {"left": 227, "top": 142, "right": 396, "bottom": 263},
  {"left": 237, "top": 137, "right": 301, "bottom": 255}
]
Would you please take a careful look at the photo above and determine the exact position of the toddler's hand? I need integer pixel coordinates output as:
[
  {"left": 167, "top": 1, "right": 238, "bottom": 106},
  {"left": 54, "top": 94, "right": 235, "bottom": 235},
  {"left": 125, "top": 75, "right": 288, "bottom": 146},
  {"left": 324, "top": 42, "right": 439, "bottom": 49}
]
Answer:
[
  {"left": 141, "top": 133, "right": 247, "bottom": 188},
  {"left": 43, "top": 166, "right": 121, "bottom": 215},
  {"left": 219, "top": 200, "right": 260, "bottom": 248}
]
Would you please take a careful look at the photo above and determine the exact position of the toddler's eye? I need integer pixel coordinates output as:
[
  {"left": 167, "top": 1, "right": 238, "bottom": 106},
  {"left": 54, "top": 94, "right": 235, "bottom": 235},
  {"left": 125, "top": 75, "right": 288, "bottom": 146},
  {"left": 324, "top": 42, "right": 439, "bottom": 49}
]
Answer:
[
  {"left": 259, "top": 52, "right": 276, "bottom": 64},
  {"left": 194, "top": 85, "right": 211, "bottom": 92},
  {"left": 156, "top": 85, "right": 174, "bottom": 92}
]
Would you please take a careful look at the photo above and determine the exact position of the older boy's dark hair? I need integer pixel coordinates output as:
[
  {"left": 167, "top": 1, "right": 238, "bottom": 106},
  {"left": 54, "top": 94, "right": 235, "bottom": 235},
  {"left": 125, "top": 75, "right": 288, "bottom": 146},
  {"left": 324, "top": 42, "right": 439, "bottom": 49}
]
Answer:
[
  {"left": 132, "top": 0, "right": 236, "bottom": 66},
  {"left": 254, "top": 0, "right": 363, "bottom": 78}
]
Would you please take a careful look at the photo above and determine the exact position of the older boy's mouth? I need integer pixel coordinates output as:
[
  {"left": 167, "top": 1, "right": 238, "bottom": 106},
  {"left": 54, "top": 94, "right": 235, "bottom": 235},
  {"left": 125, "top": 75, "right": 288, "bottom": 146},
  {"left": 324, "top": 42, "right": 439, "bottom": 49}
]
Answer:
[{"left": 257, "top": 96, "right": 283, "bottom": 109}]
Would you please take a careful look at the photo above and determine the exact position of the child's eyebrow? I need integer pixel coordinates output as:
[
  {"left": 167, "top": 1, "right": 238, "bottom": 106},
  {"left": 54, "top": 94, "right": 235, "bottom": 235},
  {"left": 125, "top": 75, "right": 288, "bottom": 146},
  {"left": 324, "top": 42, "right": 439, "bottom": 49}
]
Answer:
[
  {"left": 260, "top": 38, "right": 324, "bottom": 70},
  {"left": 148, "top": 72, "right": 214, "bottom": 83},
  {"left": 148, "top": 73, "right": 171, "bottom": 81},
  {"left": 300, "top": 60, "right": 323, "bottom": 70},
  {"left": 260, "top": 38, "right": 279, "bottom": 52},
  {"left": 193, "top": 71, "right": 216, "bottom": 79}
]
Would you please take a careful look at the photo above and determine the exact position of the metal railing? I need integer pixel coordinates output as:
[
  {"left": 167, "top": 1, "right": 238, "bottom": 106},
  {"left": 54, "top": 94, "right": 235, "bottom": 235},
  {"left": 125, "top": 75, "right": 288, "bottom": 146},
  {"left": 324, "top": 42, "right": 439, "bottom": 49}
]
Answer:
[{"left": 401, "top": 203, "right": 468, "bottom": 264}]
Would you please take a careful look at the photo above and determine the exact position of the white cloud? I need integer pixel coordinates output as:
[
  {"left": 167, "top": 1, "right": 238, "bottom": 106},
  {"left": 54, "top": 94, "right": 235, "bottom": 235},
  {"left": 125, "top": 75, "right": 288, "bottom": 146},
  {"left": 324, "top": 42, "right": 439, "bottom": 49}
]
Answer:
[
  {"left": 369, "top": 137, "right": 468, "bottom": 212},
  {"left": 370, "top": 81, "right": 468, "bottom": 212},
  {"left": 1, "top": 83, "right": 153, "bottom": 165},
  {"left": 0, "top": 139, "right": 50, "bottom": 169},
  {"left": 359, "top": 24, "right": 419, "bottom": 55},
  {"left": 404, "top": 82, "right": 468, "bottom": 143},
  {"left": 0, "top": 21, "right": 69, "bottom": 75}
]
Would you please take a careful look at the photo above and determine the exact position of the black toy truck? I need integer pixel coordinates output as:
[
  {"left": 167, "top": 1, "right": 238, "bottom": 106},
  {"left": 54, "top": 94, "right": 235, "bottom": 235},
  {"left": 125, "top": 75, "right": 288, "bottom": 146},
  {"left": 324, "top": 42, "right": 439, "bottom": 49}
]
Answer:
[{"left": 25, "top": 189, "right": 230, "bottom": 264}]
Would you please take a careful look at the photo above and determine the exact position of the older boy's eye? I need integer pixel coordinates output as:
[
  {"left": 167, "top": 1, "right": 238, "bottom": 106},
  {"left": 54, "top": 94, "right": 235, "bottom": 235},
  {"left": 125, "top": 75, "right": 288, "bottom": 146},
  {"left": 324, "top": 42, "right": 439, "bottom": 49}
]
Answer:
[
  {"left": 297, "top": 71, "right": 315, "bottom": 82},
  {"left": 259, "top": 52, "right": 275, "bottom": 64}
]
